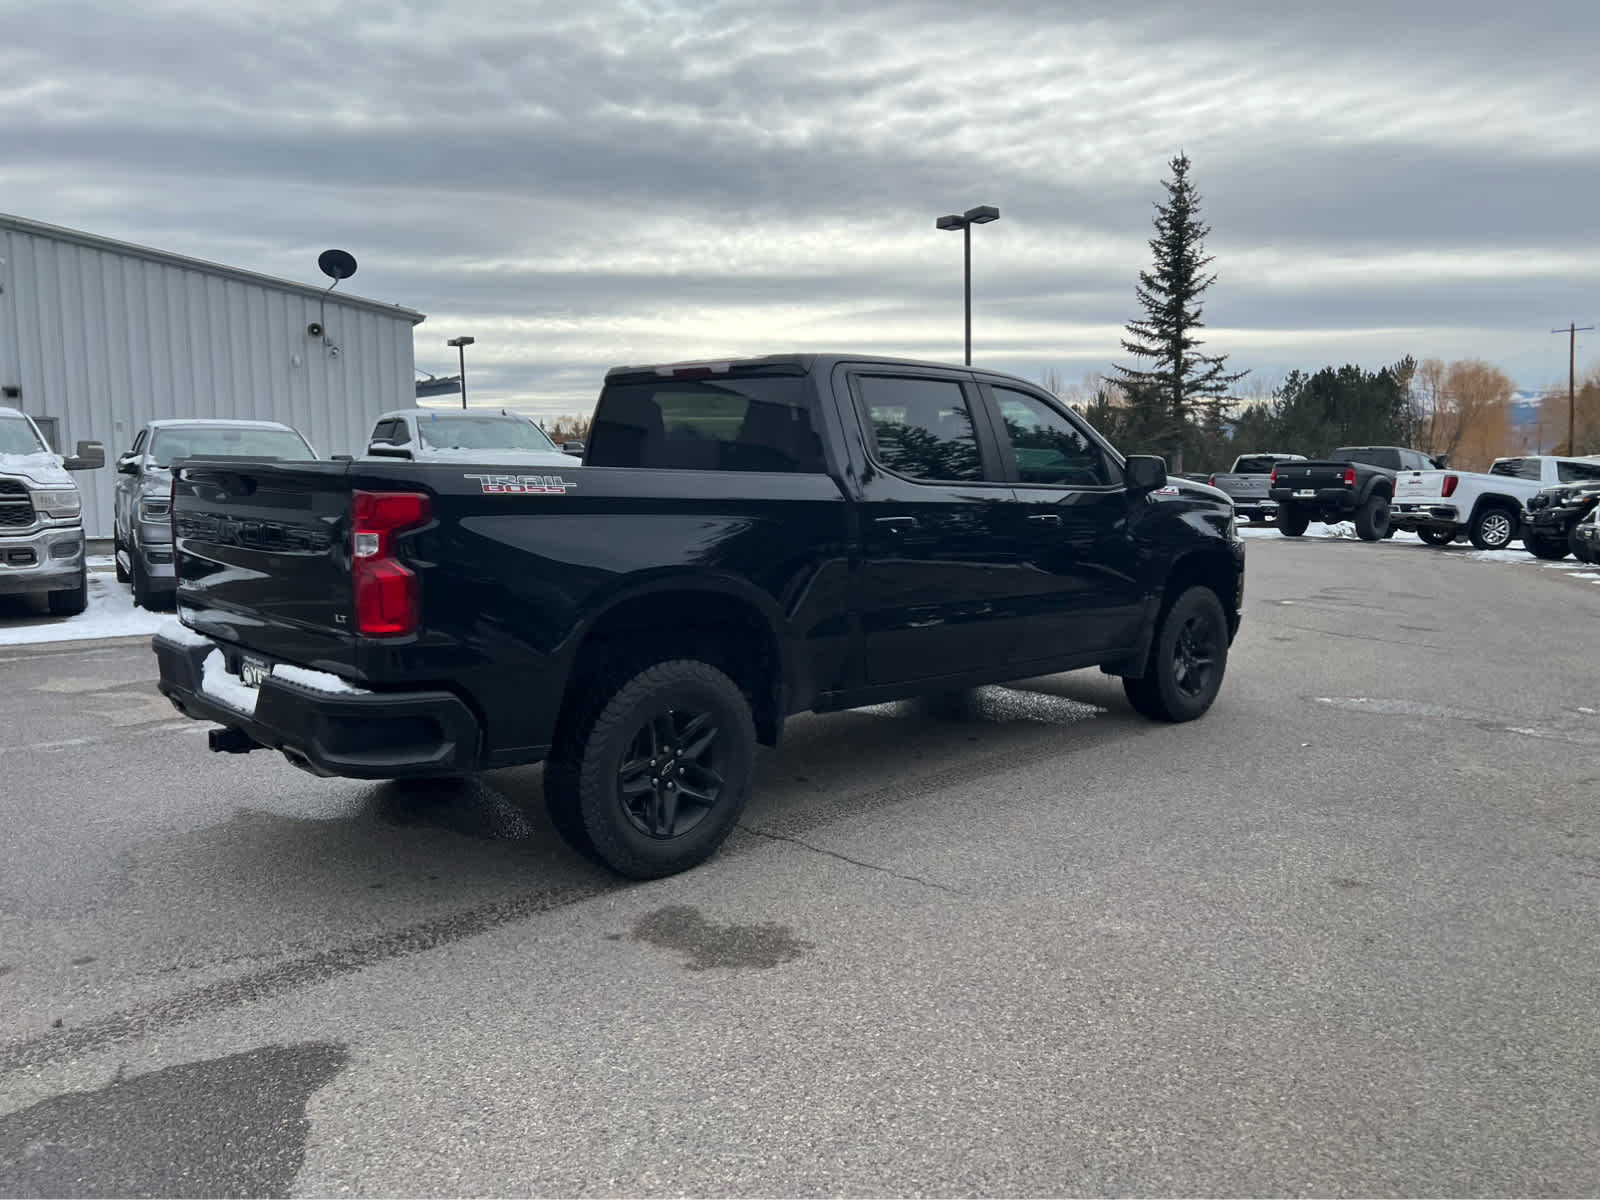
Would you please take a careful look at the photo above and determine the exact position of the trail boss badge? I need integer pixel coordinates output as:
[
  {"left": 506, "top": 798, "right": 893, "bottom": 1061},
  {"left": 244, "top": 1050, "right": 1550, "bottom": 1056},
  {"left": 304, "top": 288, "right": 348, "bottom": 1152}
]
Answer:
[{"left": 463, "top": 473, "right": 575, "bottom": 495}]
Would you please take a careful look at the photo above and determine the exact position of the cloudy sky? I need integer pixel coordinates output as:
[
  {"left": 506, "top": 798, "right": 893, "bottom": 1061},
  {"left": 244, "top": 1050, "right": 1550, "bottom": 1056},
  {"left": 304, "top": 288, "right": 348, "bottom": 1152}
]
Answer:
[{"left": 3, "top": 0, "right": 1596, "bottom": 418}]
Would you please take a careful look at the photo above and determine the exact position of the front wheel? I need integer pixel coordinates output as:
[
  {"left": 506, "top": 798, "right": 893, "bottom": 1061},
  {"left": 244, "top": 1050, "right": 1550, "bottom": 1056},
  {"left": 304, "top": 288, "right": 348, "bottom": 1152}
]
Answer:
[
  {"left": 47, "top": 566, "right": 89, "bottom": 617},
  {"left": 1469, "top": 507, "right": 1517, "bottom": 551},
  {"left": 1418, "top": 526, "right": 1456, "bottom": 546},
  {"left": 1524, "top": 532, "right": 1569, "bottom": 561},
  {"left": 1123, "top": 586, "right": 1230, "bottom": 724},
  {"left": 1277, "top": 505, "right": 1309, "bottom": 537},
  {"left": 1571, "top": 526, "right": 1596, "bottom": 564},
  {"left": 545, "top": 659, "right": 756, "bottom": 879},
  {"left": 1354, "top": 494, "right": 1391, "bottom": 541},
  {"left": 113, "top": 534, "right": 130, "bottom": 583}
]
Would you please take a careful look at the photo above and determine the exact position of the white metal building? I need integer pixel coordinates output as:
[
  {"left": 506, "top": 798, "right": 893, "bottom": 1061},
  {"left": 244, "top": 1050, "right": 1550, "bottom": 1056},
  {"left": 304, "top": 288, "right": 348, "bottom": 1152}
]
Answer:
[{"left": 0, "top": 213, "right": 426, "bottom": 537}]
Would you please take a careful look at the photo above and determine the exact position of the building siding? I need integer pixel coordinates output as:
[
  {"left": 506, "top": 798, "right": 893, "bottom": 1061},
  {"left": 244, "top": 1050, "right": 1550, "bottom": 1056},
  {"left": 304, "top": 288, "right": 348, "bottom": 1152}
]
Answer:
[{"left": 0, "top": 220, "right": 422, "bottom": 537}]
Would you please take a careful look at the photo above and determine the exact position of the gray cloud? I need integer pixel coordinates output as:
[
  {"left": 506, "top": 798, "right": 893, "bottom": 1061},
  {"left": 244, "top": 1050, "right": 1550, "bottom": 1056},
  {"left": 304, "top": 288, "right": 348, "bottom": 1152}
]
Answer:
[{"left": 3, "top": 0, "right": 1597, "bottom": 416}]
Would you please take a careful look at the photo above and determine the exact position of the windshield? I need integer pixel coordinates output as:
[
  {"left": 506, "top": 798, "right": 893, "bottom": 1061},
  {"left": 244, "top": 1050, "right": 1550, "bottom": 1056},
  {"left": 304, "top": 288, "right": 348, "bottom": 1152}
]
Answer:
[
  {"left": 0, "top": 415, "right": 49, "bottom": 456},
  {"left": 148, "top": 426, "right": 314, "bottom": 467},
  {"left": 416, "top": 415, "right": 559, "bottom": 451}
]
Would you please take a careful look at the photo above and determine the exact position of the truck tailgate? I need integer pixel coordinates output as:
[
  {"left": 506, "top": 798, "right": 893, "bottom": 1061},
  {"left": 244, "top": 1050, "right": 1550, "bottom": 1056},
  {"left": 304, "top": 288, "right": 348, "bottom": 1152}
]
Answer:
[
  {"left": 1394, "top": 470, "right": 1449, "bottom": 503},
  {"left": 1271, "top": 462, "right": 1349, "bottom": 491},
  {"left": 172, "top": 460, "right": 359, "bottom": 670}
]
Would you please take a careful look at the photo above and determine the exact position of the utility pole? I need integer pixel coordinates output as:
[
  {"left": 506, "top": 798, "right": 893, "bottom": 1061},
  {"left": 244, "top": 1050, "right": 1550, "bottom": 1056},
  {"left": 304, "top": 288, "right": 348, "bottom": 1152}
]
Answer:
[{"left": 1551, "top": 323, "right": 1593, "bottom": 454}]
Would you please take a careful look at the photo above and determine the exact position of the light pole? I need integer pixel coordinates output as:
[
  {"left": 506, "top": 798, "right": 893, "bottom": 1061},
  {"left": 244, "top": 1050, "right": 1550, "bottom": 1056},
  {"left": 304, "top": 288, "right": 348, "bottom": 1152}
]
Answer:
[
  {"left": 447, "top": 336, "right": 476, "bottom": 409},
  {"left": 935, "top": 205, "right": 1000, "bottom": 365}
]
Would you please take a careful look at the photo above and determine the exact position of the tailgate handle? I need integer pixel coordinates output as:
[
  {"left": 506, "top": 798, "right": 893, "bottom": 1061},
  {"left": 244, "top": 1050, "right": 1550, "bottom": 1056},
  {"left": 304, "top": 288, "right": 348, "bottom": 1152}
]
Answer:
[
  {"left": 1027, "top": 513, "right": 1063, "bottom": 525},
  {"left": 875, "top": 516, "right": 919, "bottom": 532}
]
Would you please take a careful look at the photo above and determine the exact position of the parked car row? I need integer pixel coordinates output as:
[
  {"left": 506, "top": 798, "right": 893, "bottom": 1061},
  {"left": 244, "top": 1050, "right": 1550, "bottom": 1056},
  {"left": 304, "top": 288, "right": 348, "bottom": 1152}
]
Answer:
[
  {"left": 111, "top": 408, "right": 581, "bottom": 610},
  {"left": 1211, "top": 442, "right": 1600, "bottom": 562}
]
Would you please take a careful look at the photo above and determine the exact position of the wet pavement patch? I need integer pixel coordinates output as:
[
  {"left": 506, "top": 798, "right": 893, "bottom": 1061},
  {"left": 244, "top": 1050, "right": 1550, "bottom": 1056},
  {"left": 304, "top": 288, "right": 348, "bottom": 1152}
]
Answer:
[
  {"left": 631, "top": 905, "right": 811, "bottom": 971},
  {"left": 372, "top": 777, "right": 532, "bottom": 841},
  {"left": 0, "top": 1042, "right": 347, "bottom": 1198}
]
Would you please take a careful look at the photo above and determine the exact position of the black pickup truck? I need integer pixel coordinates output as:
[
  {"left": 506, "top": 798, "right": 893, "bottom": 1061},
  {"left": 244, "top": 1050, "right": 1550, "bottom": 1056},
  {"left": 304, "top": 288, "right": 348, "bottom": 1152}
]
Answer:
[
  {"left": 153, "top": 354, "right": 1245, "bottom": 878},
  {"left": 1268, "top": 445, "right": 1442, "bottom": 541}
]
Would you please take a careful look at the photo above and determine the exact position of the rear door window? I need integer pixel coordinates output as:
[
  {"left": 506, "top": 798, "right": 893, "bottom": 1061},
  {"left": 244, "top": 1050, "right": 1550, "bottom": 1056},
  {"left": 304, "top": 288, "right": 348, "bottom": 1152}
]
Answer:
[
  {"left": 853, "top": 375, "right": 987, "bottom": 483},
  {"left": 586, "top": 372, "right": 826, "bottom": 473}
]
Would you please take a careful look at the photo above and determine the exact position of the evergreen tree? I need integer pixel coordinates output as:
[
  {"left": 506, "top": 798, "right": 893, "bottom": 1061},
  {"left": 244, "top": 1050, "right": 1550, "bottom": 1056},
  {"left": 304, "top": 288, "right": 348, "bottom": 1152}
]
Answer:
[{"left": 1112, "top": 153, "right": 1245, "bottom": 471}]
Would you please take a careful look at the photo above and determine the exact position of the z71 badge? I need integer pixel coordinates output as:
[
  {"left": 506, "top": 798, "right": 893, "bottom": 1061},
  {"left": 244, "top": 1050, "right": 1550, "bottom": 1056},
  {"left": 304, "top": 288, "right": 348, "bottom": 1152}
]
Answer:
[{"left": 463, "top": 473, "right": 575, "bottom": 495}]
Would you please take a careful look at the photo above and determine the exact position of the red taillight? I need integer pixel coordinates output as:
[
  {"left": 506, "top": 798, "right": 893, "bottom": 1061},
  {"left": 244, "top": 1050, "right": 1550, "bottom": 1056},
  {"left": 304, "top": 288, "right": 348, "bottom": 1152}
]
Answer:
[
  {"left": 1441, "top": 474, "right": 1459, "bottom": 498},
  {"left": 1207, "top": 475, "right": 1216, "bottom": 486},
  {"left": 352, "top": 490, "right": 431, "bottom": 637},
  {"left": 1343, "top": 467, "right": 1356, "bottom": 486},
  {"left": 1269, "top": 468, "right": 1278, "bottom": 485}
]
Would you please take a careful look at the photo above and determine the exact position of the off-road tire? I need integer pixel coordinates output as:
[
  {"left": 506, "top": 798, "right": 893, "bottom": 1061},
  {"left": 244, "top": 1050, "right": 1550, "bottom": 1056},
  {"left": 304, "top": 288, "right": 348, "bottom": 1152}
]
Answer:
[
  {"left": 1354, "top": 494, "right": 1391, "bottom": 542},
  {"left": 545, "top": 659, "right": 755, "bottom": 879},
  {"left": 1277, "top": 505, "right": 1310, "bottom": 537},
  {"left": 1123, "top": 586, "right": 1229, "bottom": 724},
  {"left": 114, "top": 534, "right": 130, "bottom": 583},
  {"left": 1570, "top": 527, "right": 1596, "bottom": 564},
  {"left": 1524, "top": 532, "right": 1569, "bottom": 561}
]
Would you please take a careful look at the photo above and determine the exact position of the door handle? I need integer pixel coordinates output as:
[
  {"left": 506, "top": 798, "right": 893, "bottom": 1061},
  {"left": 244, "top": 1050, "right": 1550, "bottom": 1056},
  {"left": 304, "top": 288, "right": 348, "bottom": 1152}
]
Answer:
[
  {"left": 1027, "top": 513, "right": 1063, "bottom": 525},
  {"left": 875, "top": 516, "right": 919, "bottom": 531}
]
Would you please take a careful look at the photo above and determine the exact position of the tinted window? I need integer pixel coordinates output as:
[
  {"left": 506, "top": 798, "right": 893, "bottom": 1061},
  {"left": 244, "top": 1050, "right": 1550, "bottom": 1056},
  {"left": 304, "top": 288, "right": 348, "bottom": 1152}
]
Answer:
[
  {"left": 856, "top": 375, "right": 984, "bottom": 482},
  {"left": 1490, "top": 458, "right": 1540, "bottom": 479},
  {"left": 149, "top": 426, "right": 314, "bottom": 467},
  {"left": 1335, "top": 447, "right": 1401, "bottom": 470},
  {"left": 1558, "top": 460, "right": 1600, "bottom": 483},
  {"left": 371, "top": 420, "right": 398, "bottom": 444},
  {"left": 992, "top": 387, "right": 1110, "bottom": 486},
  {"left": 1231, "top": 456, "right": 1282, "bottom": 474},
  {"left": 587, "top": 373, "right": 825, "bottom": 473}
]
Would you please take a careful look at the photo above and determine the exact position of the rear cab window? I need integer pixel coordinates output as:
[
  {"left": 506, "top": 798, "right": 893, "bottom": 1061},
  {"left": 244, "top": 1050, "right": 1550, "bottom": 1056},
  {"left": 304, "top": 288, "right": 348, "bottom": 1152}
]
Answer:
[
  {"left": 587, "top": 366, "right": 827, "bottom": 473},
  {"left": 1335, "top": 448, "right": 1402, "bottom": 471},
  {"left": 1231, "top": 456, "right": 1281, "bottom": 474},
  {"left": 1490, "top": 458, "right": 1541, "bottom": 480},
  {"left": 1557, "top": 460, "right": 1600, "bottom": 483}
]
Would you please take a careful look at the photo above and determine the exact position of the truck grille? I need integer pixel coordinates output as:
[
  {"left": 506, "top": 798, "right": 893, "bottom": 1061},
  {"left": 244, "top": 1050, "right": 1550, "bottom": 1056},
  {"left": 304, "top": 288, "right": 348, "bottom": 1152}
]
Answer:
[{"left": 0, "top": 480, "right": 37, "bottom": 529}]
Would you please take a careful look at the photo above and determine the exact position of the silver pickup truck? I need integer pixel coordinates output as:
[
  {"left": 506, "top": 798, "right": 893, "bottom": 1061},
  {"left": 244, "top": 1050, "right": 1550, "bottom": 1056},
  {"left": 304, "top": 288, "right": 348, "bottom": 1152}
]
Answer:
[
  {"left": 0, "top": 406, "right": 105, "bottom": 615},
  {"left": 1208, "top": 453, "right": 1306, "bottom": 523}
]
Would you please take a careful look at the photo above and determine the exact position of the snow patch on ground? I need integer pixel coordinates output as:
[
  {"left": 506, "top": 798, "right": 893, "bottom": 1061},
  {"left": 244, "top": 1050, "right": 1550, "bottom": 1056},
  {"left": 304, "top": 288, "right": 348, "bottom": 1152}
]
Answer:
[
  {"left": 1241, "top": 523, "right": 1420, "bottom": 543},
  {"left": 0, "top": 574, "right": 169, "bottom": 646},
  {"left": 198, "top": 649, "right": 259, "bottom": 716},
  {"left": 272, "top": 663, "right": 371, "bottom": 695}
]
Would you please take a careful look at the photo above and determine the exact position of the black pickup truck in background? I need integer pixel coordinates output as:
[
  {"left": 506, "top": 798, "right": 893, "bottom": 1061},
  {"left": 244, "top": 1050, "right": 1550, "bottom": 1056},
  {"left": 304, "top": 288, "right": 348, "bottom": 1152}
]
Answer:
[
  {"left": 1268, "top": 445, "right": 1443, "bottom": 541},
  {"left": 154, "top": 354, "right": 1245, "bottom": 878}
]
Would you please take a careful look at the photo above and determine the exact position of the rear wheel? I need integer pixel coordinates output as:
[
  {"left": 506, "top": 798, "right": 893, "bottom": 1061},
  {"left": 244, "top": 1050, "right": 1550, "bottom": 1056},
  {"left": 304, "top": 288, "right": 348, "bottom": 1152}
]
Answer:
[
  {"left": 545, "top": 658, "right": 755, "bottom": 879},
  {"left": 1123, "top": 586, "right": 1229, "bottom": 724},
  {"left": 1469, "top": 506, "right": 1517, "bottom": 551},
  {"left": 1277, "top": 505, "right": 1309, "bottom": 537},
  {"left": 1418, "top": 526, "right": 1456, "bottom": 546},
  {"left": 1354, "top": 494, "right": 1391, "bottom": 541},
  {"left": 1525, "top": 532, "right": 1569, "bottom": 561}
]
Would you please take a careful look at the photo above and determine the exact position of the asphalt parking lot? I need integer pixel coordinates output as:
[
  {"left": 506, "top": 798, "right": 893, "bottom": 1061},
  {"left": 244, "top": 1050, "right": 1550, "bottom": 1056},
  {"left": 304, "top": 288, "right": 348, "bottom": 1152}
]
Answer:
[{"left": 2, "top": 536, "right": 1598, "bottom": 1197}]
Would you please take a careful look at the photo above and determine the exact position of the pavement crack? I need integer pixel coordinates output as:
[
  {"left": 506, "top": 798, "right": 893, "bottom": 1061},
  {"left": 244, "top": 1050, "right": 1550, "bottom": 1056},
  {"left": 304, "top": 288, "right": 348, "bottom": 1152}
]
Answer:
[{"left": 739, "top": 824, "right": 968, "bottom": 895}]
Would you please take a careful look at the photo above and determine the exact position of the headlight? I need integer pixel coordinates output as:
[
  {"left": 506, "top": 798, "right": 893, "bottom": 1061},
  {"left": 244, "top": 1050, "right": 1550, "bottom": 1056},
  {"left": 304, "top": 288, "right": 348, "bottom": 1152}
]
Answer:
[
  {"left": 30, "top": 487, "right": 81, "bottom": 518},
  {"left": 139, "top": 497, "right": 172, "bottom": 523}
]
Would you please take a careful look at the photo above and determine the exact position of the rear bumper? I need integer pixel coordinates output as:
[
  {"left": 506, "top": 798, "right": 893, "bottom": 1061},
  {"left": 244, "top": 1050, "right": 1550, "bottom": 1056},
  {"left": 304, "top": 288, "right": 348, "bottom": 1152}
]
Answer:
[
  {"left": 1390, "top": 502, "right": 1461, "bottom": 528},
  {"left": 153, "top": 629, "right": 483, "bottom": 778},
  {"left": 1269, "top": 486, "right": 1355, "bottom": 510},
  {"left": 0, "top": 527, "right": 85, "bottom": 596}
]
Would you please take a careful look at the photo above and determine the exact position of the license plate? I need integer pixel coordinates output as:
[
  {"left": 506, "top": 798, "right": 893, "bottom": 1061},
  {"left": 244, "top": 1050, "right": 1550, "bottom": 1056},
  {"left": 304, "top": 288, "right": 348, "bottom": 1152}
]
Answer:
[
  {"left": 1293, "top": 489, "right": 1315, "bottom": 498},
  {"left": 239, "top": 656, "right": 270, "bottom": 689}
]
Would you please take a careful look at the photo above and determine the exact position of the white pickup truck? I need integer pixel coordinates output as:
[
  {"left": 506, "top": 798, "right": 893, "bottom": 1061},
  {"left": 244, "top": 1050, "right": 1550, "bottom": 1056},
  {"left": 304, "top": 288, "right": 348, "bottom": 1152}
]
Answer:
[{"left": 1390, "top": 454, "right": 1600, "bottom": 550}]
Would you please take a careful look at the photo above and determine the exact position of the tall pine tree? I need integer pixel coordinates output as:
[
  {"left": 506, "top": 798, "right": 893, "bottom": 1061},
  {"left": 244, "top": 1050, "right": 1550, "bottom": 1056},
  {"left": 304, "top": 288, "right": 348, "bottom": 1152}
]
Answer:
[{"left": 1112, "top": 153, "right": 1244, "bottom": 472}]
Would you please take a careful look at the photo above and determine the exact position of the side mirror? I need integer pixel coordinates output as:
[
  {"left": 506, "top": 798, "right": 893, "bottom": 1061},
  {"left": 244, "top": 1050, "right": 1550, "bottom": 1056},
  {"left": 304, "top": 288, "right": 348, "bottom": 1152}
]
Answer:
[
  {"left": 563, "top": 441, "right": 585, "bottom": 454},
  {"left": 64, "top": 440, "right": 106, "bottom": 471},
  {"left": 1125, "top": 454, "right": 1168, "bottom": 495},
  {"left": 367, "top": 445, "right": 413, "bottom": 460},
  {"left": 116, "top": 454, "right": 141, "bottom": 476}
]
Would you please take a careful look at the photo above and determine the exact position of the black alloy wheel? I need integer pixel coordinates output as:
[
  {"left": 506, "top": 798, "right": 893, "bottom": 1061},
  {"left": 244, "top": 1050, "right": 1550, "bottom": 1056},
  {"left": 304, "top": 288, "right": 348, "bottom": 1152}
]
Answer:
[{"left": 616, "top": 708, "right": 725, "bottom": 840}]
